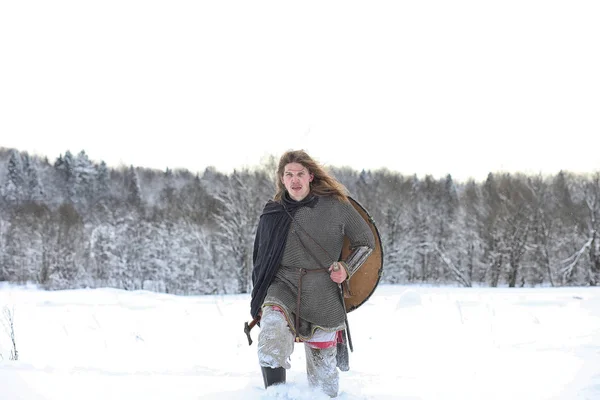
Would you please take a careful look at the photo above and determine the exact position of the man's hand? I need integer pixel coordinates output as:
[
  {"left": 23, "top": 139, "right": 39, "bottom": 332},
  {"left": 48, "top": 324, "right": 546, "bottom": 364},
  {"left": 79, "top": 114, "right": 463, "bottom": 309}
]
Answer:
[{"left": 329, "top": 262, "right": 348, "bottom": 284}]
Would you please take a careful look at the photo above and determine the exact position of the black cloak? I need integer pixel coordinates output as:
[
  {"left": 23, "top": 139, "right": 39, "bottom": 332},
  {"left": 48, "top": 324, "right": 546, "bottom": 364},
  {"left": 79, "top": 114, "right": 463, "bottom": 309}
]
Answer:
[{"left": 250, "top": 193, "right": 318, "bottom": 319}]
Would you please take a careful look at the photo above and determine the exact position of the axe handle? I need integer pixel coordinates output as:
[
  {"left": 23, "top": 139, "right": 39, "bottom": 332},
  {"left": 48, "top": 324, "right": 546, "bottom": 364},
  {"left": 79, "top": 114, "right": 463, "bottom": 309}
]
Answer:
[{"left": 248, "top": 318, "right": 259, "bottom": 329}]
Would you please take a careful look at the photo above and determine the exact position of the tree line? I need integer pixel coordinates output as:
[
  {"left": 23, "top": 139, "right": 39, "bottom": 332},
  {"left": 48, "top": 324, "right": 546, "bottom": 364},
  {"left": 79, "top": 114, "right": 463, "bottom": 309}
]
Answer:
[{"left": 0, "top": 146, "right": 599, "bottom": 294}]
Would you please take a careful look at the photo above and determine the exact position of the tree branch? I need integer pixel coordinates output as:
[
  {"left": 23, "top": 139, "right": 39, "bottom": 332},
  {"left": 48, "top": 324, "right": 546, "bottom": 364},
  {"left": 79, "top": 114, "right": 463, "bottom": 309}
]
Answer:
[{"left": 560, "top": 237, "right": 593, "bottom": 280}]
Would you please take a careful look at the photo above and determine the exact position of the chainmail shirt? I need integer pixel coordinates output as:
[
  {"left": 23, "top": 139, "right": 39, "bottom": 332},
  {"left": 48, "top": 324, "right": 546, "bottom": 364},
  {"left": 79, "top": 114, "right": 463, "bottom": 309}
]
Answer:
[{"left": 263, "top": 195, "right": 375, "bottom": 340}]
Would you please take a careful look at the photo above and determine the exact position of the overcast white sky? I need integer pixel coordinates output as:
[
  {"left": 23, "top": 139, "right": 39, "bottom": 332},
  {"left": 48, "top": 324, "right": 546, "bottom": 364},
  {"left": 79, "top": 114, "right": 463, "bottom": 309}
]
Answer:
[{"left": 1, "top": 1, "right": 599, "bottom": 182}]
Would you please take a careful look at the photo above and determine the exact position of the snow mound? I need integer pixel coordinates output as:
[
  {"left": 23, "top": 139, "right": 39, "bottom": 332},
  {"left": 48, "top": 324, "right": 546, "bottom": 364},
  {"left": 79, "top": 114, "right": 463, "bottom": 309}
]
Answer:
[{"left": 396, "top": 289, "right": 422, "bottom": 308}]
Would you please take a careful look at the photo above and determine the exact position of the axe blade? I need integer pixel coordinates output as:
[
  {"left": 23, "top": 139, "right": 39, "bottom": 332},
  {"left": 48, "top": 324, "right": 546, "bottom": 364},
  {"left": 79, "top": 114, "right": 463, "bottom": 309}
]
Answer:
[{"left": 244, "top": 321, "right": 254, "bottom": 346}]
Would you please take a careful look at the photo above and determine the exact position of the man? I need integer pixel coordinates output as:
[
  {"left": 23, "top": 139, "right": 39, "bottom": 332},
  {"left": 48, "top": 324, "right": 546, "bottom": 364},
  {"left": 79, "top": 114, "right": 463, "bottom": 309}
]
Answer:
[{"left": 251, "top": 149, "right": 375, "bottom": 397}]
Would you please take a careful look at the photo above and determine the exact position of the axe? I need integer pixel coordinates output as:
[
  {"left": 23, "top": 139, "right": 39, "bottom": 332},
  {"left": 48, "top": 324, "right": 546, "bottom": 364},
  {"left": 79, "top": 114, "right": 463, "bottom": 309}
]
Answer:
[{"left": 244, "top": 317, "right": 260, "bottom": 345}]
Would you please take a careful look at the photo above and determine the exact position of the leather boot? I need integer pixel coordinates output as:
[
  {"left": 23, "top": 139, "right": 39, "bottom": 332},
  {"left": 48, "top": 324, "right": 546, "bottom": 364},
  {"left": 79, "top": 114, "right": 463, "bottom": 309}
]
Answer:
[{"left": 261, "top": 366, "right": 286, "bottom": 388}]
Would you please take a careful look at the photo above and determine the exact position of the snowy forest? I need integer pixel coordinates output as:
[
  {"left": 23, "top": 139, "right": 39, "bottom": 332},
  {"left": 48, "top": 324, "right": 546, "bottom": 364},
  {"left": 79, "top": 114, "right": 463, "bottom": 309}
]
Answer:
[{"left": 0, "top": 146, "right": 599, "bottom": 295}]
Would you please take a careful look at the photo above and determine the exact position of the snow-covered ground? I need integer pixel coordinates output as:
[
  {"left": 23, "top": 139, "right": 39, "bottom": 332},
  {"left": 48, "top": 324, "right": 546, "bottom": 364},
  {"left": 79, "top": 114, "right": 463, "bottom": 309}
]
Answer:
[{"left": 1, "top": 283, "right": 599, "bottom": 400}]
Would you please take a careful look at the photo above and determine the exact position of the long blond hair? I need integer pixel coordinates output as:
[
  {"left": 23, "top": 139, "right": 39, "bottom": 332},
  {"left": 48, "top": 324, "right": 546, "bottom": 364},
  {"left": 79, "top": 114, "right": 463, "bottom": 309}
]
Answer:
[{"left": 274, "top": 150, "right": 348, "bottom": 202}]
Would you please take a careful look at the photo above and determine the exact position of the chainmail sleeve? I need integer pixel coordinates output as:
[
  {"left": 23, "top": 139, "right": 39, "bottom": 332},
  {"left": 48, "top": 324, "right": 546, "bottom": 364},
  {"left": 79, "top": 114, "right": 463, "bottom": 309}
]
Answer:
[{"left": 339, "top": 199, "right": 375, "bottom": 277}]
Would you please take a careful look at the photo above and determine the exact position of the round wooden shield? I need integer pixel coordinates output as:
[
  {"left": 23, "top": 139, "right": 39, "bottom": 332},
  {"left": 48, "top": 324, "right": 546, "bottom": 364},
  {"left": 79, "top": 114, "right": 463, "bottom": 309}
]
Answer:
[{"left": 340, "top": 197, "right": 384, "bottom": 312}]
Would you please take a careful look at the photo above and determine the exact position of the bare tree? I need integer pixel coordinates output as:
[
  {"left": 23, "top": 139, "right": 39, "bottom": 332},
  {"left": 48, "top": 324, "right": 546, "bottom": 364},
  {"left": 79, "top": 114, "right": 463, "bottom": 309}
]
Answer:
[
  {"left": 2, "top": 306, "right": 18, "bottom": 361},
  {"left": 498, "top": 174, "right": 534, "bottom": 287},
  {"left": 482, "top": 173, "right": 505, "bottom": 286},
  {"left": 213, "top": 169, "right": 274, "bottom": 293},
  {"left": 583, "top": 173, "right": 600, "bottom": 285},
  {"left": 528, "top": 175, "right": 555, "bottom": 286}
]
